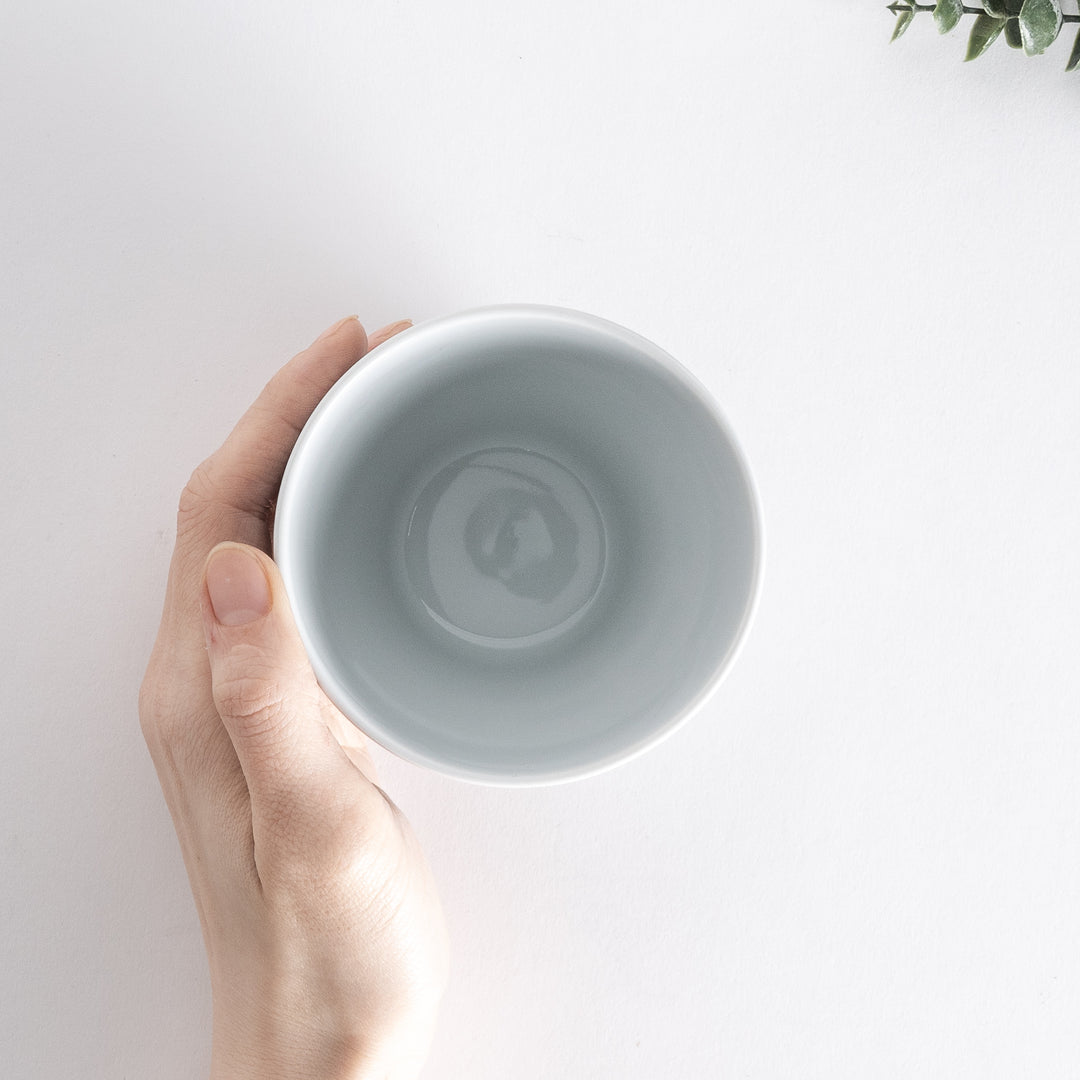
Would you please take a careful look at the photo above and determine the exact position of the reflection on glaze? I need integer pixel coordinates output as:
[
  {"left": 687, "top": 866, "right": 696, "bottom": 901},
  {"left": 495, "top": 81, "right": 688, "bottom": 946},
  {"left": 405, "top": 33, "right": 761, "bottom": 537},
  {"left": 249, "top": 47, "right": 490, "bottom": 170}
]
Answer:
[
  {"left": 464, "top": 486, "right": 577, "bottom": 599},
  {"left": 405, "top": 448, "right": 606, "bottom": 647}
]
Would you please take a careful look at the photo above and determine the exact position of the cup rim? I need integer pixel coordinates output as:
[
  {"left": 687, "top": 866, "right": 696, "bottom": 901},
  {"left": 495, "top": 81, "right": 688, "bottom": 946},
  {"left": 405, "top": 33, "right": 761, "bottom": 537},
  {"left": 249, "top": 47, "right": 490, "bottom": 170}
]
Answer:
[{"left": 275, "top": 303, "right": 764, "bottom": 786}]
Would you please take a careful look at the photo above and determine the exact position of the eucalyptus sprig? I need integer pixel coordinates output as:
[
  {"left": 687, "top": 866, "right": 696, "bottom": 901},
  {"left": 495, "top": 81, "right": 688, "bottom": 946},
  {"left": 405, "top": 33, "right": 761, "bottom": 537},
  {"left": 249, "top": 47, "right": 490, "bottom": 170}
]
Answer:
[{"left": 888, "top": 0, "right": 1080, "bottom": 69}]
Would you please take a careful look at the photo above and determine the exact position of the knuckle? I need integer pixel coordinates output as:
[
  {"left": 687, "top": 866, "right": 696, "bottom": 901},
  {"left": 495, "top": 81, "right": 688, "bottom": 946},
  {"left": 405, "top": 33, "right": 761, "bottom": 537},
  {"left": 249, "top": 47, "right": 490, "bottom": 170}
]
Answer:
[
  {"left": 212, "top": 662, "right": 289, "bottom": 743},
  {"left": 137, "top": 665, "right": 214, "bottom": 776},
  {"left": 324, "top": 788, "right": 400, "bottom": 870},
  {"left": 324, "top": 792, "right": 386, "bottom": 851},
  {"left": 138, "top": 666, "right": 180, "bottom": 749},
  {"left": 257, "top": 781, "right": 395, "bottom": 888},
  {"left": 267, "top": 814, "right": 383, "bottom": 894},
  {"left": 137, "top": 674, "right": 165, "bottom": 748},
  {"left": 176, "top": 459, "right": 222, "bottom": 536},
  {"left": 177, "top": 449, "right": 273, "bottom": 530}
]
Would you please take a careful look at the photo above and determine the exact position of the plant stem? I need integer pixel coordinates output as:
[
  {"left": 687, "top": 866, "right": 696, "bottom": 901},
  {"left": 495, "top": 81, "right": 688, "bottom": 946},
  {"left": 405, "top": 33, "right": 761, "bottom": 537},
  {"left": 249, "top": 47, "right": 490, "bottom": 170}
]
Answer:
[{"left": 894, "top": 2, "right": 1080, "bottom": 13}]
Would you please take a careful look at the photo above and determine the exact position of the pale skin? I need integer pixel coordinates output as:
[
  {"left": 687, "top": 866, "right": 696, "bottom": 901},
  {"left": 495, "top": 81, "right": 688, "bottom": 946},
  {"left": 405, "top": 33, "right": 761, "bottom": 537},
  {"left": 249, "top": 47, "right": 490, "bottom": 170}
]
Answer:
[{"left": 139, "top": 316, "right": 449, "bottom": 1080}]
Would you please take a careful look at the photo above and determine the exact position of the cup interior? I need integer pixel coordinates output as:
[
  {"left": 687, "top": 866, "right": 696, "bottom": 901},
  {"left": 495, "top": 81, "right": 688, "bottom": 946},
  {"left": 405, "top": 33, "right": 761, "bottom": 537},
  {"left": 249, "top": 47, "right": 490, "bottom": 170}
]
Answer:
[{"left": 275, "top": 306, "right": 761, "bottom": 784}]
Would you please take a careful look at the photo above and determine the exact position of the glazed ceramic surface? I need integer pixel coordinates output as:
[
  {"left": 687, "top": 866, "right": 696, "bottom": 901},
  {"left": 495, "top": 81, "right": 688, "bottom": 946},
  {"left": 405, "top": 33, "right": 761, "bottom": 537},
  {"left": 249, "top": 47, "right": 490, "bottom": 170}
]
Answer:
[{"left": 274, "top": 305, "right": 762, "bottom": 784}]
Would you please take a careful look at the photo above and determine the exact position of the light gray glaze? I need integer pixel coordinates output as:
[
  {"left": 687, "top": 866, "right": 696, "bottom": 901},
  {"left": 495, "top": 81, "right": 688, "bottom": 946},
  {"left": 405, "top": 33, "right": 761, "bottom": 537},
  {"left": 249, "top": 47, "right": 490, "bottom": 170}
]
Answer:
[
  {"left": 274, "top": 305, "right": 762, "bottom": 785},
  {"left": 404, "top": 447, "right": 606, "bottom": 647}
]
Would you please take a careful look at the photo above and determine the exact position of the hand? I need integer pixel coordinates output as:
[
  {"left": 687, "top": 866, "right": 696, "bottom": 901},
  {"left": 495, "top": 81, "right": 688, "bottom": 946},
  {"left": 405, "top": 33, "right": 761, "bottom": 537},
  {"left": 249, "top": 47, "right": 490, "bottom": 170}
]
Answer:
[{"left": 139, "top": 317, "right": 449, "bottom": 1080}]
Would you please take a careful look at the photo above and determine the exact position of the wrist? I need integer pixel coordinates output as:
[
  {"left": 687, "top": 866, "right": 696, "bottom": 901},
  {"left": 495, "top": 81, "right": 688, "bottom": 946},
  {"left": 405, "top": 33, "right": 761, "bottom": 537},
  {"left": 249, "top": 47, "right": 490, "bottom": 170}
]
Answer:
[
  {"left": 209, "top": 996, "right": 435, "bottom": 1080},
  {"left": 210, "top": 1035, "right": 377, "bottom": 1080}
]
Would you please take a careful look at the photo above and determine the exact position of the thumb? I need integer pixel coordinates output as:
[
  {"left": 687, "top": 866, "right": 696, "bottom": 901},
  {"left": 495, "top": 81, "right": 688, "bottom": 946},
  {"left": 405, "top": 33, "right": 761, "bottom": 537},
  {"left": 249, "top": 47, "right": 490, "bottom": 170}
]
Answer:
[{"left": 200, "top": 541, "right": 351, "bottom": 809}]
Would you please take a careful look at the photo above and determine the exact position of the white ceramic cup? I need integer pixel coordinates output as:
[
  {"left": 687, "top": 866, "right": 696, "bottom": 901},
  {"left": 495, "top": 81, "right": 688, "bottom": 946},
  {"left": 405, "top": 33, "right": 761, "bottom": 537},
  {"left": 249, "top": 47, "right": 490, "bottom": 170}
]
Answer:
[{"left": 274, "top": 305, "right": 762, "bottom": 785}]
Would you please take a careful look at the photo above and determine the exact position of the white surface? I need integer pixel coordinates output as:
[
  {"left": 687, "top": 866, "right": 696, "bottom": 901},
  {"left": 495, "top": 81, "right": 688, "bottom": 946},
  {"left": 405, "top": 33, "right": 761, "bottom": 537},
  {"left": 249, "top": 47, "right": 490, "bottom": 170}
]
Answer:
[{"left": 2, "top": 3, "right": 1079, "bottom": 1077}]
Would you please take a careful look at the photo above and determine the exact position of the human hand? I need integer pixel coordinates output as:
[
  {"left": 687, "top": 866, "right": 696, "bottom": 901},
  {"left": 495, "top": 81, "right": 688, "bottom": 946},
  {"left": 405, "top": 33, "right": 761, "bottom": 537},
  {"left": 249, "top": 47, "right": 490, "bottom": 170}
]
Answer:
[{"left": 139, "top": 317, "right": 449, "bottom": 1080}]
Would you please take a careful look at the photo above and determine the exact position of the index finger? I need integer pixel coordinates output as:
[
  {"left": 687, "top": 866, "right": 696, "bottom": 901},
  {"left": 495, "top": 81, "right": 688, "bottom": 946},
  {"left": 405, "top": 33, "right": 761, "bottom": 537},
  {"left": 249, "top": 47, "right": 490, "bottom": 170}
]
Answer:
[
  {"left": 157, "top": 316, "right": 411, "bottom": 662},
  {"left": 179, "top": 315, "right": 369, "bottom": 548}
]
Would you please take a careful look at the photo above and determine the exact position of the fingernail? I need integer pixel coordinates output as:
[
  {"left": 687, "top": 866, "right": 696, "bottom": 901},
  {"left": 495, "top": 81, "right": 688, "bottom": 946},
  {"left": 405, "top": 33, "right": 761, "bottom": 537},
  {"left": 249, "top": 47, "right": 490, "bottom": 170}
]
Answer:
[
  {"left": 205, "top": 545, "right": 272, "bottom": 627},
  {"left": 314, "top": 315, "right": 359, "bottom": 343}
]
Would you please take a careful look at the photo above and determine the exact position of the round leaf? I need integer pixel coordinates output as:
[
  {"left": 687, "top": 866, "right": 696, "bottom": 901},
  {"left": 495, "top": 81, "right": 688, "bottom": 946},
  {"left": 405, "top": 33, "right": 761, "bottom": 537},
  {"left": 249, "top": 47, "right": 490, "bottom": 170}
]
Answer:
[
  {"left": 934, "top": 0, "right": 965, "bottom": 33},
  {"left": 1004, "top": 16, "right": 1024, "bottom": 47},
  {"left": 983, "top": 0, "right": 1009, "bottom": 15},
  {"left": 1018, "top": 0, "right": 1062, "bottom": 54}
]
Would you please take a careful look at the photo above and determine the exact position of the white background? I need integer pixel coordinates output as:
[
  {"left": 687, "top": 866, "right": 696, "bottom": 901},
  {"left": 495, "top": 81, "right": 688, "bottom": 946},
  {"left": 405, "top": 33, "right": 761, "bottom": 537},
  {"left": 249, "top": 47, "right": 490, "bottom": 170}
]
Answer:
[{"left": 3, "top": 2, "right": 1079, "bottom": 1077}]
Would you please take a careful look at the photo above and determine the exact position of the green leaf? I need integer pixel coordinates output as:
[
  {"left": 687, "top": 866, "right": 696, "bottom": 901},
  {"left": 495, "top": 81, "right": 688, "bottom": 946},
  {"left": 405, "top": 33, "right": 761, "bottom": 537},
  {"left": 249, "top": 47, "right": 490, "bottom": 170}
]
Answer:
[
  {"left": 1018, "top": 0, "right": 1062, "bottom": 54},
  {"left": 1004, "top": 16, "right": 1023, "bottom": 47},
  {"left": 1066, "top": 25, "right": 1080, "bottom": 69},
  {"left": 934, "top": 0, "right": 965, "bottom": 33},
  {"left": 966, "top": 13, "right": 1007, "bottom": 58},
  {"left": 983, "top": 0, "right": 1009, "bottom": 15},
  {"left": 891, "top": 8, "right": 915, "bottom": 40}
]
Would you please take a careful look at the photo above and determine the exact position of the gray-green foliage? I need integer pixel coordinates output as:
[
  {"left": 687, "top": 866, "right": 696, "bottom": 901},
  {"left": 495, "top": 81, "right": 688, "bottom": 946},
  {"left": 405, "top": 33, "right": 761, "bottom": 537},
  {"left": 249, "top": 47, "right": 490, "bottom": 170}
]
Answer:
[{"left": 887, "top": 0, "right": 1080, "bottom": 69}]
